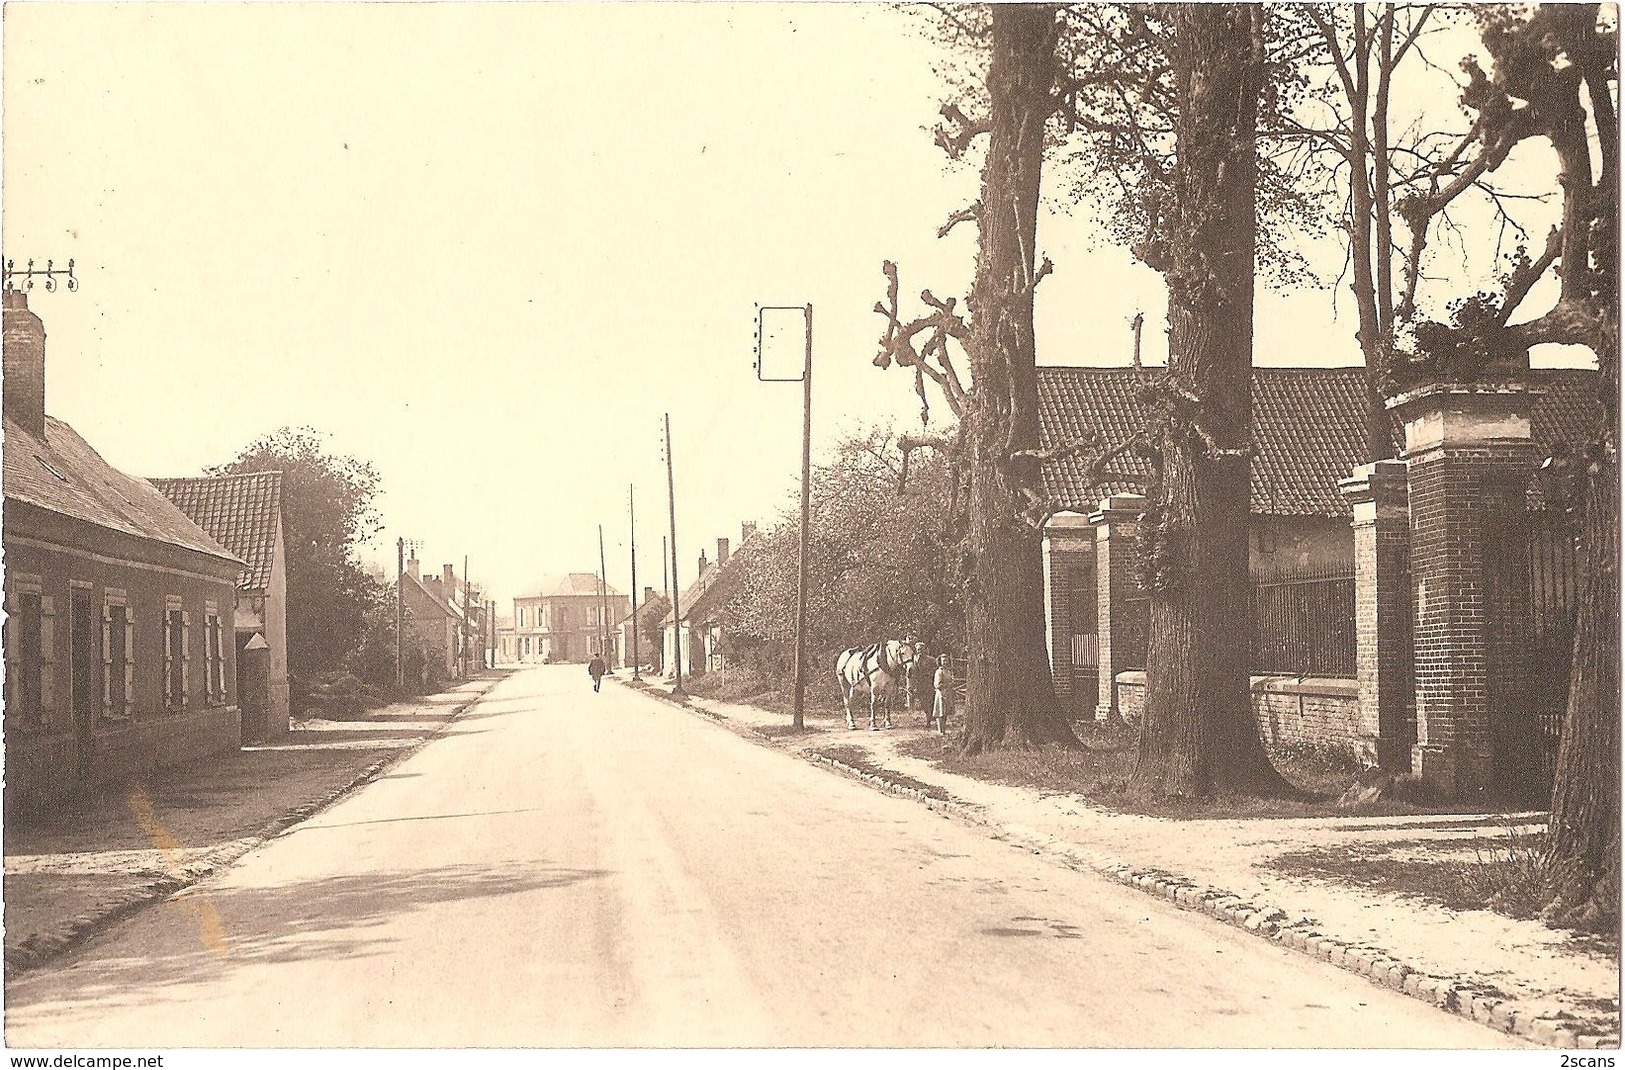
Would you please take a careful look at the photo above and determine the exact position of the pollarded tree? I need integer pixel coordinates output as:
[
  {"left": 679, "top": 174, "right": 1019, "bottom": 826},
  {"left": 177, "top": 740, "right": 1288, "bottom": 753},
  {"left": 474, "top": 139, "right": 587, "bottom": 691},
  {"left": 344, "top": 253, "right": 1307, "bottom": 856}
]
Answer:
[
  {"left": 1387, "top": 4, "right": 1618, "bottom": 932},
  {"left": 876, "top": 3, "right": 1078, "bottom": 754}
]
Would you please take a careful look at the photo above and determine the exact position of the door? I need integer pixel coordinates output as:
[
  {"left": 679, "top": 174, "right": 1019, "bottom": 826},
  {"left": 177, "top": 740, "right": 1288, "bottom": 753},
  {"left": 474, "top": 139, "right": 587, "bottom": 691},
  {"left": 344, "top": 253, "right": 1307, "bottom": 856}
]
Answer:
[{"left": 70, "top": 587, "right": 96, "bottom": 780}]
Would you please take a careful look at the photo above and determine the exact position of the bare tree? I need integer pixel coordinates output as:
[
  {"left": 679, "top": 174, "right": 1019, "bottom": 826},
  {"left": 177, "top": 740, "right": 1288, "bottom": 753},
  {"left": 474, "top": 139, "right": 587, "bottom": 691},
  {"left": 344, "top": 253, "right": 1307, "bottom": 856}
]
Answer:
[
  {"left": 1394, "top": 4, "right": 1617, "bottom": 931},
  {"left": 875, "top": 3, "right": 1078, "bottom": 754}
]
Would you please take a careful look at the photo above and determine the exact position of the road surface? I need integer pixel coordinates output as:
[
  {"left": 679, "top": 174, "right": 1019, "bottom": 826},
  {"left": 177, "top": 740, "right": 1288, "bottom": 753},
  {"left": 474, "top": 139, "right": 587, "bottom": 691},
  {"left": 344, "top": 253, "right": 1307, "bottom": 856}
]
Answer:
[{"left": 5, "top": 665, "right": 1517, "bottom": 1048}]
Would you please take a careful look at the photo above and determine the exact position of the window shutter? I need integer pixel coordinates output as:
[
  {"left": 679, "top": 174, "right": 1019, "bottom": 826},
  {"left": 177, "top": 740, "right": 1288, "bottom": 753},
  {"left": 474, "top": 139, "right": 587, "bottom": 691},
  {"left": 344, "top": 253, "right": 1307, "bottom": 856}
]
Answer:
[
  {"left": 164, "top": 611, "right": 174, "bottom": 708},
  {"left": 211, "top": 617, "right": 225, "bottom": 702},
  {"left": 124, "top": 609, "right": 135, "bottom": 718},
  {"left": 102, "top": 604, "right": 114, "bottom": 710},
  {"left": 181, "top": 611, "right": 192, "bottom": 707},
  {"left": 39, "top": 596, "right": 56, "bottom": 716},
  {"left": 3, "top": 595, "right": 14, "bottom": 711}
]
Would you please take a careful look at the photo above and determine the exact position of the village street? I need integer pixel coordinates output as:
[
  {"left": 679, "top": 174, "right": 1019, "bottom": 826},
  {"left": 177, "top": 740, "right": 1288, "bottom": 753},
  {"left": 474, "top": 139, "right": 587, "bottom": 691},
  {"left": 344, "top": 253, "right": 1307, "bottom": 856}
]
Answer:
[{"left": 5, "top": 666, "right": 1515, "bottom": 1049}]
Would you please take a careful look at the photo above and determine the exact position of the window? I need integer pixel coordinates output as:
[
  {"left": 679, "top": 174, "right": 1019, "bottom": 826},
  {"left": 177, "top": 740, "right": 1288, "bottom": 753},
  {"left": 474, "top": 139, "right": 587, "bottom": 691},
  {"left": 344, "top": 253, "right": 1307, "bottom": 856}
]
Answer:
[
  {"left": 5, "top": 577, "right": 52, "bottom": 728},
  {"left": 164, "top": 598, "right": 189, "bottom": 709},
  {"left": 103, "top": 591, "right": 133, "bottom": 720},
  {"left": 204, "top": 603, "right": 225, "bottom": 705}
]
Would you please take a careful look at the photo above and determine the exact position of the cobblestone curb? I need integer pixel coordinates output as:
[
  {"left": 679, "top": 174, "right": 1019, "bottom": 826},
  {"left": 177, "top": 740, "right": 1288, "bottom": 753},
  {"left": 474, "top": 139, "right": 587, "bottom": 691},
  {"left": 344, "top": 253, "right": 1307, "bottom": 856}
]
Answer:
[
  {"left": 631, "top": 678, "right": 1619, "bottom": 1050},
  {"left": 4, "top": 681, "right": 498, "bottom": 976}
]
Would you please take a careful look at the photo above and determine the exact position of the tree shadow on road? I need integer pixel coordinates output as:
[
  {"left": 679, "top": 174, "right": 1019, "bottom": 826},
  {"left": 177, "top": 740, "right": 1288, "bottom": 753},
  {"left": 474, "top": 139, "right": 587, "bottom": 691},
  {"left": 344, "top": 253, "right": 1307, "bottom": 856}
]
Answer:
[{"left": 5, "top": 859, "right": 608, "bottom": 1017}]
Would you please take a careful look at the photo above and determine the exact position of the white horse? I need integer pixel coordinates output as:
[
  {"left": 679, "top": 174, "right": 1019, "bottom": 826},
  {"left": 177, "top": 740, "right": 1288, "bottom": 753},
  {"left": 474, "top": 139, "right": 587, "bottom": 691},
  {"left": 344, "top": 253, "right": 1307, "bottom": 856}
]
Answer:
[{"left": 835, "top": 637, "right": 924, "bottom": 730}]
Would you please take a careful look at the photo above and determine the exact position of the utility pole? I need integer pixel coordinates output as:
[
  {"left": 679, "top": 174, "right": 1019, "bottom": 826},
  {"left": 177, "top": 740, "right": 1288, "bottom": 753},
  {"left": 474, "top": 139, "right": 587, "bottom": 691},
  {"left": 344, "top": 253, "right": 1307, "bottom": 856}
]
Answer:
[
  {"left": 629, "top": 484, "right": 640, "bottom": 680},
  {"left": 395, "top": 537, "right": 405, "bottom": 690},
  {"left": 462, "top": 554, "right": 470, "bottom": 678},
  {"left": 792, "top": 304, "right": 813, "bottom": 731},
  {"left": 665, "top": 413, "right": 685, "bottom": 697},
  {"left": 756, "top": 304, "right": 814, "bottom": 730}
]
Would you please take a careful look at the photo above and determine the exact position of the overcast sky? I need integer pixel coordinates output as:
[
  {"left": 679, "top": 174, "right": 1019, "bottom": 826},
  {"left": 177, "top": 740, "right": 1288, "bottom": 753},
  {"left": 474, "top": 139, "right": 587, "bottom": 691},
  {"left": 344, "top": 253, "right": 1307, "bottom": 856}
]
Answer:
[{"left": 2, "top": 3, "right": 1577, "bottom": 612}]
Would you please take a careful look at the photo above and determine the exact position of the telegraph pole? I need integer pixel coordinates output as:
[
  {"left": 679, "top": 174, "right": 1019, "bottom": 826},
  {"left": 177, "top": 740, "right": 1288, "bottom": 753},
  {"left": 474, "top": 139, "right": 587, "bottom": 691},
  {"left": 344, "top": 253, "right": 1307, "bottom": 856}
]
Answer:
[
  {"left": 462, "top": 554, "right": 470, "bottom": 678},
  {"left": 756, "top": 304, "right": 814, "bottom": 730},
  {"left": 629, "top": 484, "right": 640, "bottom": 680},
  {"left": 665, "top": 413, "right": 685, "bottom": 697},
  {"left": 791, "top": 304, "right": 813, "bottom": 731},
  {"left": 395, "top": 537, "right": 405, "bottom": 689}
]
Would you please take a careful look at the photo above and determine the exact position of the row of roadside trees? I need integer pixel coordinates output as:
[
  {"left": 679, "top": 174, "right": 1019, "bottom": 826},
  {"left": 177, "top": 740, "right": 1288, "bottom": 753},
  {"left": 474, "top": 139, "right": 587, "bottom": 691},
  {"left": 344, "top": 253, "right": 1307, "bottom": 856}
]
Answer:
[{"left": 854, "top": 4, "right": 1613, "bottom": 929}]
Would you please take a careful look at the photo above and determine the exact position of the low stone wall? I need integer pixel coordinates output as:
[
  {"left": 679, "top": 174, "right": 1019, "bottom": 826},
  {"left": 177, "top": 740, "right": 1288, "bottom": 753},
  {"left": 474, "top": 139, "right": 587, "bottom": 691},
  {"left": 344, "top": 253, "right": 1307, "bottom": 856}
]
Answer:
[{"left": 1113, "top": 671, "right": 1360, "bottom": 756}]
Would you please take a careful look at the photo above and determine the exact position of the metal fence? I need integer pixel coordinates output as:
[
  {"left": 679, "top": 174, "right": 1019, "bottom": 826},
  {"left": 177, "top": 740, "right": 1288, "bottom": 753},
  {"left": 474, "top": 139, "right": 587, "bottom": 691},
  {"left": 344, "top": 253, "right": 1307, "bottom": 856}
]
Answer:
[
  {"left": 1113, "top": 565, "right": 1356, "bottom": 678},
  {"left": 1250, "top": 565, "right": 1357, "bottom": 677}
]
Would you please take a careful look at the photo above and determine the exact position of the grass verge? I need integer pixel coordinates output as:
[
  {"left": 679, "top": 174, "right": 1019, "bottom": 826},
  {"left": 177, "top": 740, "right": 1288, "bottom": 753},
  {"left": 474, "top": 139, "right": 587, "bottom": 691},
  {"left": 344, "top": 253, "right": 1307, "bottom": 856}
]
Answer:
[{"left": 892, "top": 721, "right": 1462, "bottom": 820}]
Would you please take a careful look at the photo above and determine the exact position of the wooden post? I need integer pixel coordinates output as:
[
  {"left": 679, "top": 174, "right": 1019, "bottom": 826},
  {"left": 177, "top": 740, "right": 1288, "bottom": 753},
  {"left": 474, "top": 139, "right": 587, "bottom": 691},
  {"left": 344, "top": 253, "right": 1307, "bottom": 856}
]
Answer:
[
  {"left": 792, "top": 304, "right": 813, "bottom": 731},
  {"left": 630, "top": 484, "right": 640, "bottom": 680},
  {"left": 666, "top": 413, "right": 685, "bottom": 696}
]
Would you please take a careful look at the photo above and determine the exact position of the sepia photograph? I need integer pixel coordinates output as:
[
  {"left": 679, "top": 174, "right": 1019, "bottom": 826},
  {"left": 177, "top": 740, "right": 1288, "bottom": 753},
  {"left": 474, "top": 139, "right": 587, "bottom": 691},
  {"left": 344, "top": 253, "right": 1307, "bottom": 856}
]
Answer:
[{"left": 0, "top": 0, "right": 1618, "bottom": 1058}]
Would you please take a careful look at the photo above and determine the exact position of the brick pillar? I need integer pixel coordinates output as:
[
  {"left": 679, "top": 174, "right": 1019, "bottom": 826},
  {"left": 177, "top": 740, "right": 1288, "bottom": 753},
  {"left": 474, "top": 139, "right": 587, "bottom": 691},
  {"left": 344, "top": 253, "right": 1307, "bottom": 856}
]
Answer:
[
  {"left": 1090, "top": 493, "right": 1145, "bottom": 722},
  {"left": 1391, "top": 383, "right": 1540, "bottom": 798},
  {"left": 1338, "top": 460, "right": 1413, "bottom": 770}
]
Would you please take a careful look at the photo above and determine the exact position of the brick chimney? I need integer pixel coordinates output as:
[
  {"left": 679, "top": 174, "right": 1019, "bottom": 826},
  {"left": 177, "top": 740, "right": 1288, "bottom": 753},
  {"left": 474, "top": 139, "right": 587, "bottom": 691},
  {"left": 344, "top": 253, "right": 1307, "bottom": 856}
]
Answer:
[
  {"left": 644, "top": 586, "right": 656, "bottom": 605},
  {"left": 716, "top": 537, "right": 730, "bottom": 567},
  {"left": 405, "top": 552, "right": 420, "bottom": 583},
  {"left": 698, "top": 548, "right": 708, "bottom": 575},
  {"left": 742, "top": 521, "right": 758, "bottom": 543},
  {"left": 4, "top": 290, "right": 46, "bottom": 438},
  {"left": 443, "top": 563, "right": 456, "bottom": 593}
]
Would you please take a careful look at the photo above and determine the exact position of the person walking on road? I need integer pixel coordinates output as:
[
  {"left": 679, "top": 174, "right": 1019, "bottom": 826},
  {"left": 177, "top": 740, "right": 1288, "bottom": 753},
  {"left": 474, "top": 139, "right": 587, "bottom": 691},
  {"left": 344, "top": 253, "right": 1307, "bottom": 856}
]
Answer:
[
  {"left": 930, "top": 654, "right": 955, "bottom": 735},
  {"left": 588, "top": 653, "right": 607, "bottom": 693}
]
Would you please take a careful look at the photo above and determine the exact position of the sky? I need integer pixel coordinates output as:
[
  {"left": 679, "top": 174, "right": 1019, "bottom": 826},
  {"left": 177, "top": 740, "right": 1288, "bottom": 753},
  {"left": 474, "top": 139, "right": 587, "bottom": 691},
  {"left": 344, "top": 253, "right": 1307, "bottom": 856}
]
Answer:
[{"left": 1, "top": 3, "right": 1580, "bottom": 614}]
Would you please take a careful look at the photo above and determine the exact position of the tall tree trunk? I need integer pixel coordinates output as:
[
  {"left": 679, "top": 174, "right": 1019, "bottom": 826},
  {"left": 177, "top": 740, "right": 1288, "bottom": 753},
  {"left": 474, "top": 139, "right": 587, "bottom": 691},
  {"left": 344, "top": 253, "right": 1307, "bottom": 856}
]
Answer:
[
  {"left": 1545, "top": 446, "right": 1620, "bottom": 930},
  {"left": 958, "top": 3, "right": 1076, "bottom": 755},
  {"left": 1130, "top": 5, "right": 1292, "bottom": 797}
]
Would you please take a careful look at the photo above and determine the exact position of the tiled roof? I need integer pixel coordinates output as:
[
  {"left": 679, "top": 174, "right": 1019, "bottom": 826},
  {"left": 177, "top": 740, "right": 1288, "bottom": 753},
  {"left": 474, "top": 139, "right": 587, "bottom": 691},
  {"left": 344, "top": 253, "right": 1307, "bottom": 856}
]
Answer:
[
  {"left": 1038, "top": 366, "right": 1600, "bottom": 517},
  {"left": 3, "top": 414, "right": 242, "bottom": 568},
  {"left": 151, "top": 471, "right": 283, "bottom": 592},
  {"left": 523, "top": 573, "right": 623, "bottom": 598},
  {"left": 662, "top": 538, "right": 757, "bottom": 626}
]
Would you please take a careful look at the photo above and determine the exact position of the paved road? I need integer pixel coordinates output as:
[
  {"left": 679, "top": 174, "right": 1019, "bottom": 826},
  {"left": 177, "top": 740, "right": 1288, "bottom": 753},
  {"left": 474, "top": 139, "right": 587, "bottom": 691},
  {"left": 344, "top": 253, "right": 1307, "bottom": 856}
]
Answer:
[{"left": 6, "top": 666, "right": 1517, "bottom": 1048}]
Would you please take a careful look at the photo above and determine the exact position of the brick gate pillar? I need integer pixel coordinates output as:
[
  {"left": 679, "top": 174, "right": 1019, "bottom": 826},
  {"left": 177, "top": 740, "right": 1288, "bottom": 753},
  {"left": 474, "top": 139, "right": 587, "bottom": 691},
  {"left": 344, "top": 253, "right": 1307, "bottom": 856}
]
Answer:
[
  {"left": 1339, "top": 460, "right": 1413, "bottom": 771},
  {"left": 1089, "top": 493, "right": 1145, "bottom": 722},
  {"left": 1390, "top": 383, "right": 1540, "bottom": 798}
]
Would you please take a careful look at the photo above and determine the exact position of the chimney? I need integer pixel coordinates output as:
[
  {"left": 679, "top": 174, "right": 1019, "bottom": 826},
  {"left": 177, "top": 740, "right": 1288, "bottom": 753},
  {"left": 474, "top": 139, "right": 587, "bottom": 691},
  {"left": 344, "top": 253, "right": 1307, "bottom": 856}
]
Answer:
[
  {"left": 405, "top": 552, "right": 420, "bottom": 582},
  {"left": 716, "top": 537, "right": 730, "bottom": 567},
  {"left": 4, "top": 290, "right": 46, "bottom": 438},
  {"left": 698, "top": 549, "right": 708, "bottom": 575},
  {"left": 644, "top": 586, "right": 656, "bottom": 605},
  {"left": 742, "top": 521, "right": 757, "bottom": 543},
  {"left": 443, "top": 563, "right": 456, "bottom": 593}
]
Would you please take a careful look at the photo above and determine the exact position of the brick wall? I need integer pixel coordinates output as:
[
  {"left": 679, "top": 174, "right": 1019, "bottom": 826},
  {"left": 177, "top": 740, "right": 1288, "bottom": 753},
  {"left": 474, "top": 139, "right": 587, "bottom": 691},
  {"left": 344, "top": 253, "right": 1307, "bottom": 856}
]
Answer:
[
  {"left": 1113, "top": 670, "right": 1361, "bottom": 756},
  {"left": 3, "top": 508, "right": 242, "bottom": 810}
]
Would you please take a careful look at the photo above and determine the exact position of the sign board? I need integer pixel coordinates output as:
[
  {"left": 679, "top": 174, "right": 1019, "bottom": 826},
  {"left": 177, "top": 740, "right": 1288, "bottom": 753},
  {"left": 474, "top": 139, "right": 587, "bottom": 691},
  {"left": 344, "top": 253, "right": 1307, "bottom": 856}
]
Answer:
[{"left": 756, "top": 305, "right": 808, "bottom": 382}]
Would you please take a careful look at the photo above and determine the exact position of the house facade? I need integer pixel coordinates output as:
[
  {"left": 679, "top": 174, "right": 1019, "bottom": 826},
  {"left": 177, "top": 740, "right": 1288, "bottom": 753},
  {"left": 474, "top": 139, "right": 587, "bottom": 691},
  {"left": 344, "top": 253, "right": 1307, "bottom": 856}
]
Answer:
[
  {"left": 152, "top": 471, "right": 290, "bottom": 743},
  {"left": 661, "top": 526, "right": 756, "bottom": 680},
  {"left": 2, "top": 289, "right": 245, "bottom": 809},
  {"left": 1037, "top": 364, "right": 1596, "bottom": 803},
  {"left": 509, "top": 574, "right": 628, "bottom": 665},
  {"left": 399, "top": 557, "right": 467, "bottom": 681},
  {"left": 617, "top": 586, "right": 665, "bottom": 673}
]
